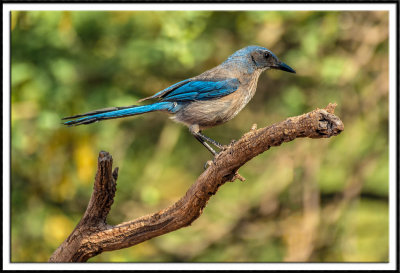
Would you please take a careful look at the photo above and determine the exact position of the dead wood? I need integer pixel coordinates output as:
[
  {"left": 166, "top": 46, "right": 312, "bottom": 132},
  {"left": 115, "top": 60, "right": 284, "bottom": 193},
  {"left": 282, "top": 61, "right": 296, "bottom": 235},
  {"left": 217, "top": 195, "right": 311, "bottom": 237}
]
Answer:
[{"left": 49, "top": 103, "right": 344, "bottom": 262}]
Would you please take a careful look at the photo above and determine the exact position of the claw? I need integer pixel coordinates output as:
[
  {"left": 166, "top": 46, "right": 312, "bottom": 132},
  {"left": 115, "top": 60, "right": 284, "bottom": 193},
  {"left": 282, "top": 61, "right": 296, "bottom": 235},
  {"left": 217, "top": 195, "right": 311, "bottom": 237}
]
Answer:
[
  {"left": 220, "top": 140, "right": 236, "bottom": 150},
  {"left": 220, "top": 145, "right": 229, "bottom": 150},
  {"left": 204, "top": 160, "right": 213, "bottom": 170}
]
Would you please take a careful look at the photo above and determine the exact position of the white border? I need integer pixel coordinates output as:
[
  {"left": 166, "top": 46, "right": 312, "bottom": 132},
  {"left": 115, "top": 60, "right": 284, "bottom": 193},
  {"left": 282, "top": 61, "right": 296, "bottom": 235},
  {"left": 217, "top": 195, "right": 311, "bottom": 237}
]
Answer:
[
  {"left": 388, "top": 3, "right": 398, "bottom": 270},
  {"left": 3, "top": 3, "right": 397, "bottom": 271},
  {"left": 1, "top": 3, "right": 397, "bottom": 11},
  {"left": 3, "top": 1, "right": 11, "bottom": 270}
]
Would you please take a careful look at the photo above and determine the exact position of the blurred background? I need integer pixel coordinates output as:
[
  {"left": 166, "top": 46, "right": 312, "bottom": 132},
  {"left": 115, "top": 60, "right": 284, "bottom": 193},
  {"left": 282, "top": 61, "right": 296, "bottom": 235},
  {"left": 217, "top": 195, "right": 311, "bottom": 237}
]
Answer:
[{"left": 11, "top": 10, "right": 389, "bottom": 262}]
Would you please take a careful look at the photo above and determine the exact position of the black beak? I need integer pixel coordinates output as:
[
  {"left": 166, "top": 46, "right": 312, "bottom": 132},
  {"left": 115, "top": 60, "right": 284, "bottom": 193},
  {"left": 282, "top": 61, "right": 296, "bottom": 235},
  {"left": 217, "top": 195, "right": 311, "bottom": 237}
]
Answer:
[{"left": 275, "top": 61, "right": 296, "bottom": 73}]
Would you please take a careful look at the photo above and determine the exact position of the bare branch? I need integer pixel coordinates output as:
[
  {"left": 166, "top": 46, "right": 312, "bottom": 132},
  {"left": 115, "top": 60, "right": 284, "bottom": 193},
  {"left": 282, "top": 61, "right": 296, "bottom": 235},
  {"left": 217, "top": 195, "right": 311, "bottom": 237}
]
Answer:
[{"left": 49, "top": 103, "right": 344, "bottom": 262}]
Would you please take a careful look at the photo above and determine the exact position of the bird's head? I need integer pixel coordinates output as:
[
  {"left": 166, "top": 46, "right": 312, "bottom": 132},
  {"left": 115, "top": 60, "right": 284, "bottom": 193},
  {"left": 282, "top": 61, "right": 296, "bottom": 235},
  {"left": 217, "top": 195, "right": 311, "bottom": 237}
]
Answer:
[{"left": 228, "top": 46, "right": 296, "bottom": 74}]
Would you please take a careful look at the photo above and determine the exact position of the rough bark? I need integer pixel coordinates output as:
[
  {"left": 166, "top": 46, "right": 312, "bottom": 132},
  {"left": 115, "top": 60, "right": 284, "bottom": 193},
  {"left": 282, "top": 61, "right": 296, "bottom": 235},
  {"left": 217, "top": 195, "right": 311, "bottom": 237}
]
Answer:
[{"left": 49, "top": 103, "right": 344, "bottom": 262}]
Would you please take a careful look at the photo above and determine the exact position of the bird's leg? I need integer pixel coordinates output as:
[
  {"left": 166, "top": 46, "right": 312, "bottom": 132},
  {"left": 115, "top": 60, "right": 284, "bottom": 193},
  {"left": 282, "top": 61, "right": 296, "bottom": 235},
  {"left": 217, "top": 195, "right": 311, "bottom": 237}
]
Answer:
[
  {"left": 189, "top": 125, "right": 219, "bottom": 156},
  {"left": 193, "top": 133, "right": 218, "bottom": 156},
  {"left": 196, "top": 131, "right": 224, "bottom": 149}
]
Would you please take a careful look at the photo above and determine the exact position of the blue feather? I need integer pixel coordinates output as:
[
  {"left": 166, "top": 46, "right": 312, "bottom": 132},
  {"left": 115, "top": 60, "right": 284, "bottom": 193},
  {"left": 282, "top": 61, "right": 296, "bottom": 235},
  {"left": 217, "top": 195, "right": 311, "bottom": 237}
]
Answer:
[
  {"left": 139, "top": 79, "right": 191, "bottom": 102},
  {"left": 161, "top": 78, "right": 239, "bottom": 102},
  {"left": 63, "top": 102, "right": 177, "bottom": 126}
]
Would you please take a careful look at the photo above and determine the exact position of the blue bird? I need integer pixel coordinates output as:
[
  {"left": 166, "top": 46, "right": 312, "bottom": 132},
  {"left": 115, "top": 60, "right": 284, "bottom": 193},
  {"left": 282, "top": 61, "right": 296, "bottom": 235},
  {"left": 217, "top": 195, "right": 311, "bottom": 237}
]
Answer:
[{"left": 63, "top": 45, "right": 295, "bottom": 155}]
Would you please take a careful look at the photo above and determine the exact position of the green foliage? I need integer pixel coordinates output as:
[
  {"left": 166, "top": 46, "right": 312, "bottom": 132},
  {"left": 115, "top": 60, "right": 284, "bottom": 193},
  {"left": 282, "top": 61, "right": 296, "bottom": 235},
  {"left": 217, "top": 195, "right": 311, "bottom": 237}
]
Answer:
[{"left": 11, "top": 10, "right": 389, "bottom": 262}]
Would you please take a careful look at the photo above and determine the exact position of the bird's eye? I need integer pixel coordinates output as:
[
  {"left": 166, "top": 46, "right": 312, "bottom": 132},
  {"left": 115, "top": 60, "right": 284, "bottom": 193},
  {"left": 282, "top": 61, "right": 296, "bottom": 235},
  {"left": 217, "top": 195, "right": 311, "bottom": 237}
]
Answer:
[{"left": 264, "top": 52, "right": 270, "bottom": 58}]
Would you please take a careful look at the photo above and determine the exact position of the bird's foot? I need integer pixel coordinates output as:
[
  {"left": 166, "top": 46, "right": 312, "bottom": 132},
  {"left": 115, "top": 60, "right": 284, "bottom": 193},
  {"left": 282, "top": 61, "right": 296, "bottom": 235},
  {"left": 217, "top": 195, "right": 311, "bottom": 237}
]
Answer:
[
  {"left": 220, "top": 139, "right": 236, "bottom": 150},
  {"left": 217, "top": 140, "right": 237, "bottom": 151},
  {"left": 204, "top": 160, "right": 214, "bottom": 170}
]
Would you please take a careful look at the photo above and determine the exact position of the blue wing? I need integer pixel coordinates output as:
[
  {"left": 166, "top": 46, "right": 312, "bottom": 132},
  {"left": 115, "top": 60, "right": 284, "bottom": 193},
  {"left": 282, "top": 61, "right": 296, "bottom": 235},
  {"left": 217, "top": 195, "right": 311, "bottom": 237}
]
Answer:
[
  {"left": 138, "top": 79, "right": 191, "bottom": 102},
  {"left": 140, "top": 78, "right": 240, "bottom": 103}
]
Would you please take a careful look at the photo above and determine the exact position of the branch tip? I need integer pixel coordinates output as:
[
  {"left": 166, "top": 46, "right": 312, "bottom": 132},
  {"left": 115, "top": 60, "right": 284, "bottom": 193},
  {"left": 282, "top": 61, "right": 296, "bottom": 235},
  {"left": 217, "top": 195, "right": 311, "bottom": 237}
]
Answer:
[
  {"left": 99, "top": 151, "right": 110, "bottom": 158},
  {"left": 325, "top": 103, "right": 337, "bottom": 114}
]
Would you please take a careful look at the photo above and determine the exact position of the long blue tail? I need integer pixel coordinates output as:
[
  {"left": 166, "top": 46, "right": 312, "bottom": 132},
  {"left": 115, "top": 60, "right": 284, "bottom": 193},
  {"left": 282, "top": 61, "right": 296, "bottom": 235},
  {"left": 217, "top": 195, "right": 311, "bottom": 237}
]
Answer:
[{"left": 63, "top": 102, "right": 176, "bottom": 126}]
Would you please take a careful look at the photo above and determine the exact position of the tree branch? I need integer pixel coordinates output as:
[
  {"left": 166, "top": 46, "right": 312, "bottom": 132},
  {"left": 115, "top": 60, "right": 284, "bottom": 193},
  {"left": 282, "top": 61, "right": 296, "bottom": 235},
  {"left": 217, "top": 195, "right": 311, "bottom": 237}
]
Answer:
[{"left": 49, "top": 103, "right": 344, "bottom": 262}]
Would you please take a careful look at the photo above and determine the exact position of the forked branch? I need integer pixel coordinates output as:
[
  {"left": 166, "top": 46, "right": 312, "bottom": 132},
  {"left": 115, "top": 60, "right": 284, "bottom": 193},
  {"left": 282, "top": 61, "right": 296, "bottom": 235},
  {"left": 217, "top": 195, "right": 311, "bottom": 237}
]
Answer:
[{"left": 49, "top": 103, "right": 344, "bottom": 262}]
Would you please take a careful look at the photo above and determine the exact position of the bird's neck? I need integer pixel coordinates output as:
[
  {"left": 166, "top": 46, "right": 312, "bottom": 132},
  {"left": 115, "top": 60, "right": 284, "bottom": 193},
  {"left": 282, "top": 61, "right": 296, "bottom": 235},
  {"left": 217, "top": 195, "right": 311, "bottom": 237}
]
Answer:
[{"left": 243, "top": 69, "right": 263, "bottom": 101}]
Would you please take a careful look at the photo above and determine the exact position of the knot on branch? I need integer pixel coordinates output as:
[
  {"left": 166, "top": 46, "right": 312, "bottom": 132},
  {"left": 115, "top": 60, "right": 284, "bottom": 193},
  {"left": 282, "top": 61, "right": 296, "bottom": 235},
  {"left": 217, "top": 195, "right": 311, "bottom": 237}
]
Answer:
[
  {"left": 315, "top": 111, "right": 344, "bottom": 137},
  {"left": 312, "top": 103, "right": 344, "bottom": 138}
]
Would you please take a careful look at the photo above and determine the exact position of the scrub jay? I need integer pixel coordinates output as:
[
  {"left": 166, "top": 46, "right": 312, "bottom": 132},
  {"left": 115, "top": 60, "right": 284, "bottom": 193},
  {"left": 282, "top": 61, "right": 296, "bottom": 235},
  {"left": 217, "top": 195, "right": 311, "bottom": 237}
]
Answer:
[{"left": 63, "top": 45, "right": 295, "bottom": 155}]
